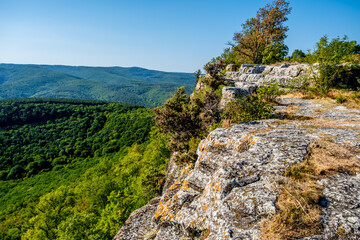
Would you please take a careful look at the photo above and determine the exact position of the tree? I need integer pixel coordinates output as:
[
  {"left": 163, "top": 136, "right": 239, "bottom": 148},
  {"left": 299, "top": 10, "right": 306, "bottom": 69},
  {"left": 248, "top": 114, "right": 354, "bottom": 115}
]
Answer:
[
  {"left": 289, "top": 49, "right": 307, "bottom": 62},
  {"left": 262, "top": 42, "right": 289, "bottom": 64},
  {"left": 312, "top": 35, "right": 359, "bottom": 64},
  {"left": 22, "top": 186, "right": 75, "bottom": 240},
  {"left": 154, "top": 87, "right": 202, "bottom": 151},
  {"left": 154, "top": 87, "right": 221, "bottom": 164},
  {"left": 232, "top": 0, "right": 291, "bottom": 64}
]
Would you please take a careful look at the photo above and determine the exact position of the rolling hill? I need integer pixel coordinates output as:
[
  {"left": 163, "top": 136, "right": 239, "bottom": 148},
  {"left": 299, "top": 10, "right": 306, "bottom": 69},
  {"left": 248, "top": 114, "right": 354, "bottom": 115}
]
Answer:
[{"left": 0, "top": 64, "right": 195, "bottom": 107}]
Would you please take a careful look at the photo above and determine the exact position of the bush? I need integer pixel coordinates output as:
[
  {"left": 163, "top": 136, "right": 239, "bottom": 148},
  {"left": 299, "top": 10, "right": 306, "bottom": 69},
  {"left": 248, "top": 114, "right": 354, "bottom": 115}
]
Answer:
[
  {"left": 262, "top": 42, "right": 289, "bottom": 64},
  {"left": 315, "top": 64, "right": 360, "bottom": 90},
  {"left": 154, "top": 87, "right": 221, "bottom": 164},
  {"left": 154, "top": 87, "right": 201, "bottom": 151},
  {"left": 311, "top": 35, "right": 360, "bottom": 64},
  {"left": 200, "top": 76, "right": 225, "bottom": 92},
  {"left": 256, "top": 83, "right": 283, "bottom": 104},
  {"left": 194, "top": 69, "right": 201, "bottom": 84},
  {"left": 222, "top": 95, "right": 274, "bottom": 123},
  {"left": 203, "top": 61, "right": 225, "bottom": 79},
  {"left": 290, "top": 64, "right": 360, "bottom": 96},
  {"left": 335, "top": 94, "right": 347, "bottom": 104},
  {"left": 286, "top": 49, "right": 307, "bottom": 63}
]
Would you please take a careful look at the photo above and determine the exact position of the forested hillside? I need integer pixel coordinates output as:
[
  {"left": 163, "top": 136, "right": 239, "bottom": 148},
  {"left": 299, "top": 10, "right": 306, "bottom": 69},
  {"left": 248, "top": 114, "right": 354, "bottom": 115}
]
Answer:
[
  {"left": 0, "top": 99, "right": 170, "bottom": 239},
  {"left": 0, "top": 64, "right": 195, "bottom": 107}
]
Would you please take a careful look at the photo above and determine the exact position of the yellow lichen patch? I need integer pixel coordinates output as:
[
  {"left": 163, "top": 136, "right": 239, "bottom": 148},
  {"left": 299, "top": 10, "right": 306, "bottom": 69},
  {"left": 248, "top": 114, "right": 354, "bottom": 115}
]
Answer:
[
  {"left": 212, "top": 182, "right": 222, "bottom": 192},
  {"left": 212, "top": 141, "right": 229, "bottom": 151},
  {"left": 181, "top": 180, "right": 191, "bottom": 191},
  {"left": 152, "top": 209, "right": 163, "bottom": 221},
  {"left": 168, "top": 182, "right": 182, "bottom": 191},
  {"left": 203, "top": 204, "right": 209, "bottom": 213}
]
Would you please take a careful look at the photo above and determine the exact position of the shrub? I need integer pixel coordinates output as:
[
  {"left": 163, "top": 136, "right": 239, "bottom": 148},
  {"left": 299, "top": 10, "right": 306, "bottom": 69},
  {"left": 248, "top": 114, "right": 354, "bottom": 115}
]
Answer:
[
  {"left": 154, "top": 87, "right": 221, "bottom": 164},
  {"left": 286, "top": 49, "right": 307, "bottom": 63},
  {"left": 335, "top": 94, "right": 347, "bottom": 104},
  {"left": 203, "top": 61, "right": 225, "bottom": 79},
  {"left": 200, "top": 76, "right": 225, "bottom": 93},
  {"left": 262, "top": 42, "right": 289, "bottom": 64},
  {"left": 222, "top": 95, "right": 274, "bottom": 123},
  {"left": 290, "top": 64, "right": 360, "bottom": 95},
  {"left": 256, "top": 83, "right": 283, "bottom": 104},
  {"left": 194, "top": 69, "right": 201, "bottom": 84},
  {"left": 312, "top": 35, "right": 360, "bottom": 64},
  {"left": 204, "top": 48, "right": 241, "bottom": 74},
  {"left": 154, "top": 87, "right": 201, "bottom": 152},
  {"left": 315, "top": 64, "right": 360, "bottom": 90}
]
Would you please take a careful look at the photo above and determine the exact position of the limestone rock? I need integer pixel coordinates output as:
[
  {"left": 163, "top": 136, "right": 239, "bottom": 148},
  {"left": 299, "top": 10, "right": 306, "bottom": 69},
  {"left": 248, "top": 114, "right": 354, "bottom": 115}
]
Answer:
[
  {"left": 113, "top": 197, "right": 160, "bottom": 240},
  {"left": 219, "top": 85, "right": 257, "bottom": 107},
  {"left": 224, "top": 63, "right": 309, "bottom": 87},
  {"left": 226, "top": 64, "right": 237, "bottom": 72},
  {"left": 114, "top": 79, "right": 360, "bottom": 240}
]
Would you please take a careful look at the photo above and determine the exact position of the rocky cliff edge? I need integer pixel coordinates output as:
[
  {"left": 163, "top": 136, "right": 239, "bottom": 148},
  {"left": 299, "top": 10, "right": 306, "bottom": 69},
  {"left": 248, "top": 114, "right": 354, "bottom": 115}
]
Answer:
[{"left": 114, "top": 64, "right": 360, "bottom": 240}]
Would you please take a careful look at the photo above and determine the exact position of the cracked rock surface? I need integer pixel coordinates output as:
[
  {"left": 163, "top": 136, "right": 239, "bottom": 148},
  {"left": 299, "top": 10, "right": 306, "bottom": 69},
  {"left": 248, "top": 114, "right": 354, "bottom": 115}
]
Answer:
[{"left": 114, "top": 97, "right": 360, "bottom": 240}]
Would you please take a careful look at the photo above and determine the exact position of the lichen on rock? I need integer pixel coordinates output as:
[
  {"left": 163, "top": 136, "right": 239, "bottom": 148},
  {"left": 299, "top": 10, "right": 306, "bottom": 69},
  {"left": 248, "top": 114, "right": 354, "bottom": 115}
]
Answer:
[{"left": 114, "top": 69, "right": 360, "bottom": 240}]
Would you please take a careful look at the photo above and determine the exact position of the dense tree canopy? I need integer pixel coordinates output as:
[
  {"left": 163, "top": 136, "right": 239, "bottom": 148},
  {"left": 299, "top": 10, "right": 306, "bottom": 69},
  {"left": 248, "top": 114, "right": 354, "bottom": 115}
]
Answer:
[{"left": 0, "top": 99, "right": 170, "bottom": 239}]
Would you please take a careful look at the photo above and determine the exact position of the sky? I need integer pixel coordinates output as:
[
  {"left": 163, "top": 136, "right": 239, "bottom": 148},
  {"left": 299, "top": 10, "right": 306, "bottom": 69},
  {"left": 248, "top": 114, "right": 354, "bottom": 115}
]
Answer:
[{"left": 0, "top": 0, "right": 359, "bottom": 73}]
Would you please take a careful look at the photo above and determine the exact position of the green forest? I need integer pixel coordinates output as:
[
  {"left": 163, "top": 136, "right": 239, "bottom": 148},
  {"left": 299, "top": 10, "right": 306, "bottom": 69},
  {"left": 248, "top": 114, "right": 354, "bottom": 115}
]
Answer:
[
  {"left": 0, "top": 64, "right": 195, "bottom": 107},
  {"left": 0, "top": 99, "right": 170, "bottom": 239},
  {"left": 1, "top": 1, "right": 359, "bottom": 239}
]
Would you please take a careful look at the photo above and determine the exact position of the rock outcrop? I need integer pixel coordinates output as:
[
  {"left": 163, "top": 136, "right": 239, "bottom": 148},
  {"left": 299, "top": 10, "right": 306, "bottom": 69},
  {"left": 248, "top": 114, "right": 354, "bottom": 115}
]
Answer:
[
  {"left": 221, "top": 64, "right": 310, "bottom": 107},
  {"left": 114, "top": 64, "right": 360, "bottom": 240},
  {"left": 114, "top": 96, "right": 360, "bottom": 240}
]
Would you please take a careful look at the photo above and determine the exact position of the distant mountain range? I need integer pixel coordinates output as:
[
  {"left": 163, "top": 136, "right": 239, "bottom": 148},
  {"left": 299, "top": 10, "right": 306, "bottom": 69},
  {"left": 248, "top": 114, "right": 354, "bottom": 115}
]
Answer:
[{"left": 0, "top": 64, "right": 195, "bottom": 107}]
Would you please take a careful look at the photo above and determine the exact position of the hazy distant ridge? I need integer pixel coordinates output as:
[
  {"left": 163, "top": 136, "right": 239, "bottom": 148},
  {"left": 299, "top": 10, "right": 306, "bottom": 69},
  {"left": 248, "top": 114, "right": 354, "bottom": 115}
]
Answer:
[{"left": 0, "top": 64, "right": 195, "bottom": 107}]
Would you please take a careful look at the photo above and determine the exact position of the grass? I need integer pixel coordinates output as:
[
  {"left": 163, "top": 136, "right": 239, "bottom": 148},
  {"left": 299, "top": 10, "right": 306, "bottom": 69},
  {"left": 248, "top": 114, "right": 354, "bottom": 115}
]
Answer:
[
  {"left": 261, "top": 139, "right": 360, "bottom": 239},
  {"left": 281, "top": 89, "right": 360, "bottom": 109},
  {"left": 261, "top": 178, "right": 324, "bottom": 239}
]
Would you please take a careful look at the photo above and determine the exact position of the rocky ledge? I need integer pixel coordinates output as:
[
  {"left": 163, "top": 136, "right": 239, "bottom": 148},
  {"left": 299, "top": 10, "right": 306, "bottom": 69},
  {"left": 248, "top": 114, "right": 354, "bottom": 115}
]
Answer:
[
  {"left": 220, "top": 64, "right": 310, "bottom": 107},
  {"left": 114, "top": 97, "right": 360, "bottom": 240}
]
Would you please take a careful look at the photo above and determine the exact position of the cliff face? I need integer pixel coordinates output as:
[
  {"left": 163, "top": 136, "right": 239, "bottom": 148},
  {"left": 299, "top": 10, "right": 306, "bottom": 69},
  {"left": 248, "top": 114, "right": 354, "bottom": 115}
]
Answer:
[{"left": 114, "top": 65, "right": 360, "bottom": 240}]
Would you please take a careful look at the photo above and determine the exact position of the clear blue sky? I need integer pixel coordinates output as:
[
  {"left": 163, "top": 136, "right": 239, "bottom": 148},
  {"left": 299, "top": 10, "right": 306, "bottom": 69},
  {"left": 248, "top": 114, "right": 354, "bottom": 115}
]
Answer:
[{"left": 0, "top": 0, "right": 359, "bottom": 72}]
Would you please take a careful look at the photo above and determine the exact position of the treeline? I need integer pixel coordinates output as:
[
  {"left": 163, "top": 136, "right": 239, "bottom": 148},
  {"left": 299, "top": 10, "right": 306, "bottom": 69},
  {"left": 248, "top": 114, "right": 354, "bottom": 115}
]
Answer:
[{"left": 0, "top": 98, "right": 112, "bottom": 105}]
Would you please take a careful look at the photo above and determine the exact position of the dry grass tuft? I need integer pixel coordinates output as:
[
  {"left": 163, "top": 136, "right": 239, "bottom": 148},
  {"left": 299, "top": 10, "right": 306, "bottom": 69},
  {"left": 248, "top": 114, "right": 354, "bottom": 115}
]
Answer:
[
  {"left": 306, "top": 139, "right": 360, "bottom": 176},
  {"left": 326, "top": 89, "right": 360, "bottom": 109},
  {"left": 221, "top": 119, "right": 232, "bottom": 129},
  {"left": 261, "top": 177, "right": 324, "bottom": 239},
  {"left": 280, "top": 92, "right": 310, "bottom": 99},
  {"left": 261, "top": 139, "right": 360, "bottom": 239},
  {"left": 281, "top": 89, "right": 360, "bottom": 109}
]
